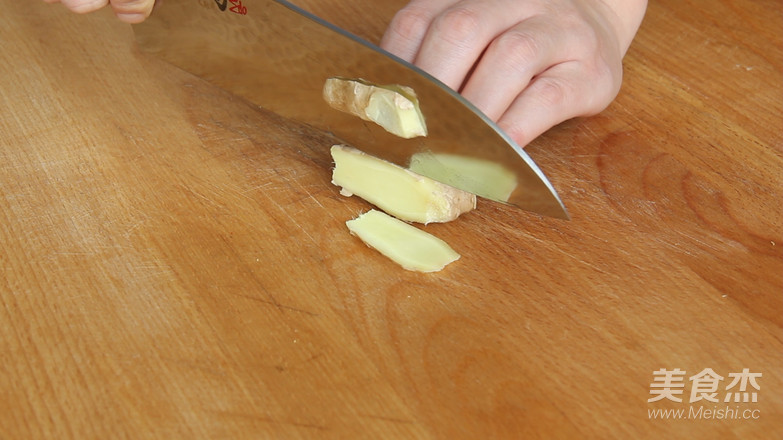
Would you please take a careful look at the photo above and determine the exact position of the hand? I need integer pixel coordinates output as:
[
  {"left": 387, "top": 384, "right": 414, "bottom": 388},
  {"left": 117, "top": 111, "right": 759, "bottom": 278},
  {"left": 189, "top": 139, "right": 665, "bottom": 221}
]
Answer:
[
  {"left": 381, "top": 0, "right": 647, "bottom": 147},
  {"left": 42, "top": 0, "right": 156, "bottom": 23}
]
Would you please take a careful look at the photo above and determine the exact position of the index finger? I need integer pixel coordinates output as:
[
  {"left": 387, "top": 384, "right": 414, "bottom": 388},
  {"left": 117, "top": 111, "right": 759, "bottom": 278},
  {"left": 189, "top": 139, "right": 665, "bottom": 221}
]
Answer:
[{"left": 380, "top": 0, "right": 455, "bottom": 62}]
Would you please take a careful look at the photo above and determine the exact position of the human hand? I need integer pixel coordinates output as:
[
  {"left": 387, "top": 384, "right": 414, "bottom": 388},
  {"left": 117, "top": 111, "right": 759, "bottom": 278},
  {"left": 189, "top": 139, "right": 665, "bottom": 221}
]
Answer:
[
  {"left": 42, "top": 0, "right": 156, "bottom": 23},
  {"left": 380, "top": 0, "right": 647, "bottom": 147}
]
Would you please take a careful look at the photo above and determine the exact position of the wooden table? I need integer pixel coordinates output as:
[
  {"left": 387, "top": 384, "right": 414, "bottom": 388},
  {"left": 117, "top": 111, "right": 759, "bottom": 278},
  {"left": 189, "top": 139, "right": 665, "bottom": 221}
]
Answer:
[{"left": 1, "top": 1, "right": 781, "bottom": 438}]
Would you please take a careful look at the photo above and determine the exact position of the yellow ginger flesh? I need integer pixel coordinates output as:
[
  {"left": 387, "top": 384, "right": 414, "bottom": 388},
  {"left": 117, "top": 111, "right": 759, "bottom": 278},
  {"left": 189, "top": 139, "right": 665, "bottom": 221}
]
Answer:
[
  {"left": 323, "top": 77, "right": 427, "bottom": 139},
  {"left": 346, "top": 210, "right": 460, "bottom": 272},
  {"left": 331, "top": 145, "right": 475, "bottom": 224}
]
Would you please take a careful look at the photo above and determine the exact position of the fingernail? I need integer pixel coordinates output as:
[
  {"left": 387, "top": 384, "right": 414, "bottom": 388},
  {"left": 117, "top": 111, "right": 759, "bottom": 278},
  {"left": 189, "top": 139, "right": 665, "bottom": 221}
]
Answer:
[{"left": 116, "top": 12, "right": 146, "bottom": 23}]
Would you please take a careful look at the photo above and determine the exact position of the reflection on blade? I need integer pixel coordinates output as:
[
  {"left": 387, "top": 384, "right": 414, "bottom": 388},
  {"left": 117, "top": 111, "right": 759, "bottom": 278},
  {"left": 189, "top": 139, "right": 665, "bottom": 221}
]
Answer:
[
  {"left": 133, "top": 0, "right": 568, "bottom": 219},
  {"left": 409, "top": 153, "right": 519, "bottom": 203}
]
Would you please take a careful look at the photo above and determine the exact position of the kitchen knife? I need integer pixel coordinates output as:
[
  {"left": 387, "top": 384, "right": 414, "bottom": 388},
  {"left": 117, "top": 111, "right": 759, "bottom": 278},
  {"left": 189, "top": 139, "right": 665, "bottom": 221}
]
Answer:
[{"left": 133, "top": 0, "right": 569, "bottom": 219}]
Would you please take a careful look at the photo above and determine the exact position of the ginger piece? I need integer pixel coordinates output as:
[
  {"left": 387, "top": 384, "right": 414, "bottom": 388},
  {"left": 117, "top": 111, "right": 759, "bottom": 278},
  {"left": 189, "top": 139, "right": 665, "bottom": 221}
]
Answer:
[
  {"left": 323, "top": 77, "right": 427, "bottom": 138},
  {"left": 346, "top": 210, "right": 459, "bottom": 272},
  {"left": 331, "top": 145, "right": 475, "bottom": 224}
]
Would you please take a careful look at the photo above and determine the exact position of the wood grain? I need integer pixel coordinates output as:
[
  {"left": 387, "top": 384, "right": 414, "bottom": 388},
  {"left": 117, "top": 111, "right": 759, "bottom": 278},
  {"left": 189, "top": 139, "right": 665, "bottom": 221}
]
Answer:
[{"left": 1, "top": 0, "right": 781, "bottom": 438}]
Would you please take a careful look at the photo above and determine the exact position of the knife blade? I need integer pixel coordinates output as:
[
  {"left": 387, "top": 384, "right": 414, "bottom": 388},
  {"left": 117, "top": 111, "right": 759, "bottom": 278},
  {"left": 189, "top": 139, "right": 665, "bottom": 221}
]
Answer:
[{"left": 133, "top": 0, "right": 569, "bottom": 219}]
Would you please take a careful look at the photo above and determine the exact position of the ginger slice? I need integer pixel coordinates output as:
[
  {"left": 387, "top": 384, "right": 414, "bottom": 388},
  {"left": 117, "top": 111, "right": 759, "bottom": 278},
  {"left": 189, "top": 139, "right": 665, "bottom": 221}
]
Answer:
[
  {"left": 331, "top": 145, "right": 475, "bottom": 224},
  {"left": 323, "top": 77, "right": 427, "bottom": 138},
  {"left": 346, "top": 210, "right": 459, "bottom": 272}
]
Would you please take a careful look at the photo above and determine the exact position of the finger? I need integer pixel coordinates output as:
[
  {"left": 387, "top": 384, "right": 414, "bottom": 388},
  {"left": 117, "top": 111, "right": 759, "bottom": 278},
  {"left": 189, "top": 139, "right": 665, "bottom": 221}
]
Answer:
[
  {"left": 110, "top": 0, "right": 155, "bottom": 23},
  {"left": 497, "top": 61, "right": 620, "bottom": 147},
  {"left": 461, "top": 17, "right": 579, "bottom": 122},
  {"left": 380, "top": 0, "right": 458, "bottom": 62},
  {"left": 410, "top": 0, "right": 548, "bottom": 92},
  {"left": 411, "top": 1, "right": 525, "bottom": 91},
  {"left": 58, "top": 0, "right": 108, "bottom": 14}
]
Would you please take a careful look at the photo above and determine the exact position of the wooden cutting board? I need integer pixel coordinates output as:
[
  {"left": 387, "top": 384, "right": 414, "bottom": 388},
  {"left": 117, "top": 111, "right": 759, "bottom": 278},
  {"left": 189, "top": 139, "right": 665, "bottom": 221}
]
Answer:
[{"left": 1, "top": 0, "right": 781, "bottom": 438}]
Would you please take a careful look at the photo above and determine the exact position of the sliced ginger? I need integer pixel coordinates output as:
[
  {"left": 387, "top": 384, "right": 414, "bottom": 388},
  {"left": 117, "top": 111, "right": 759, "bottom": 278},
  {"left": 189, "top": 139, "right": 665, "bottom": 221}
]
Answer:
[
  {"left": 331, "top": 145, "right": 475, "bottom": 224},
  {"left": 346, "top": 210, "right": 460, "bottom": 272},
  {"left": 324, "top": 77, "right": 469, "bottom": 272},
  {"left": 323, "top": 77, "right": 427, "bottom": 139}
]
